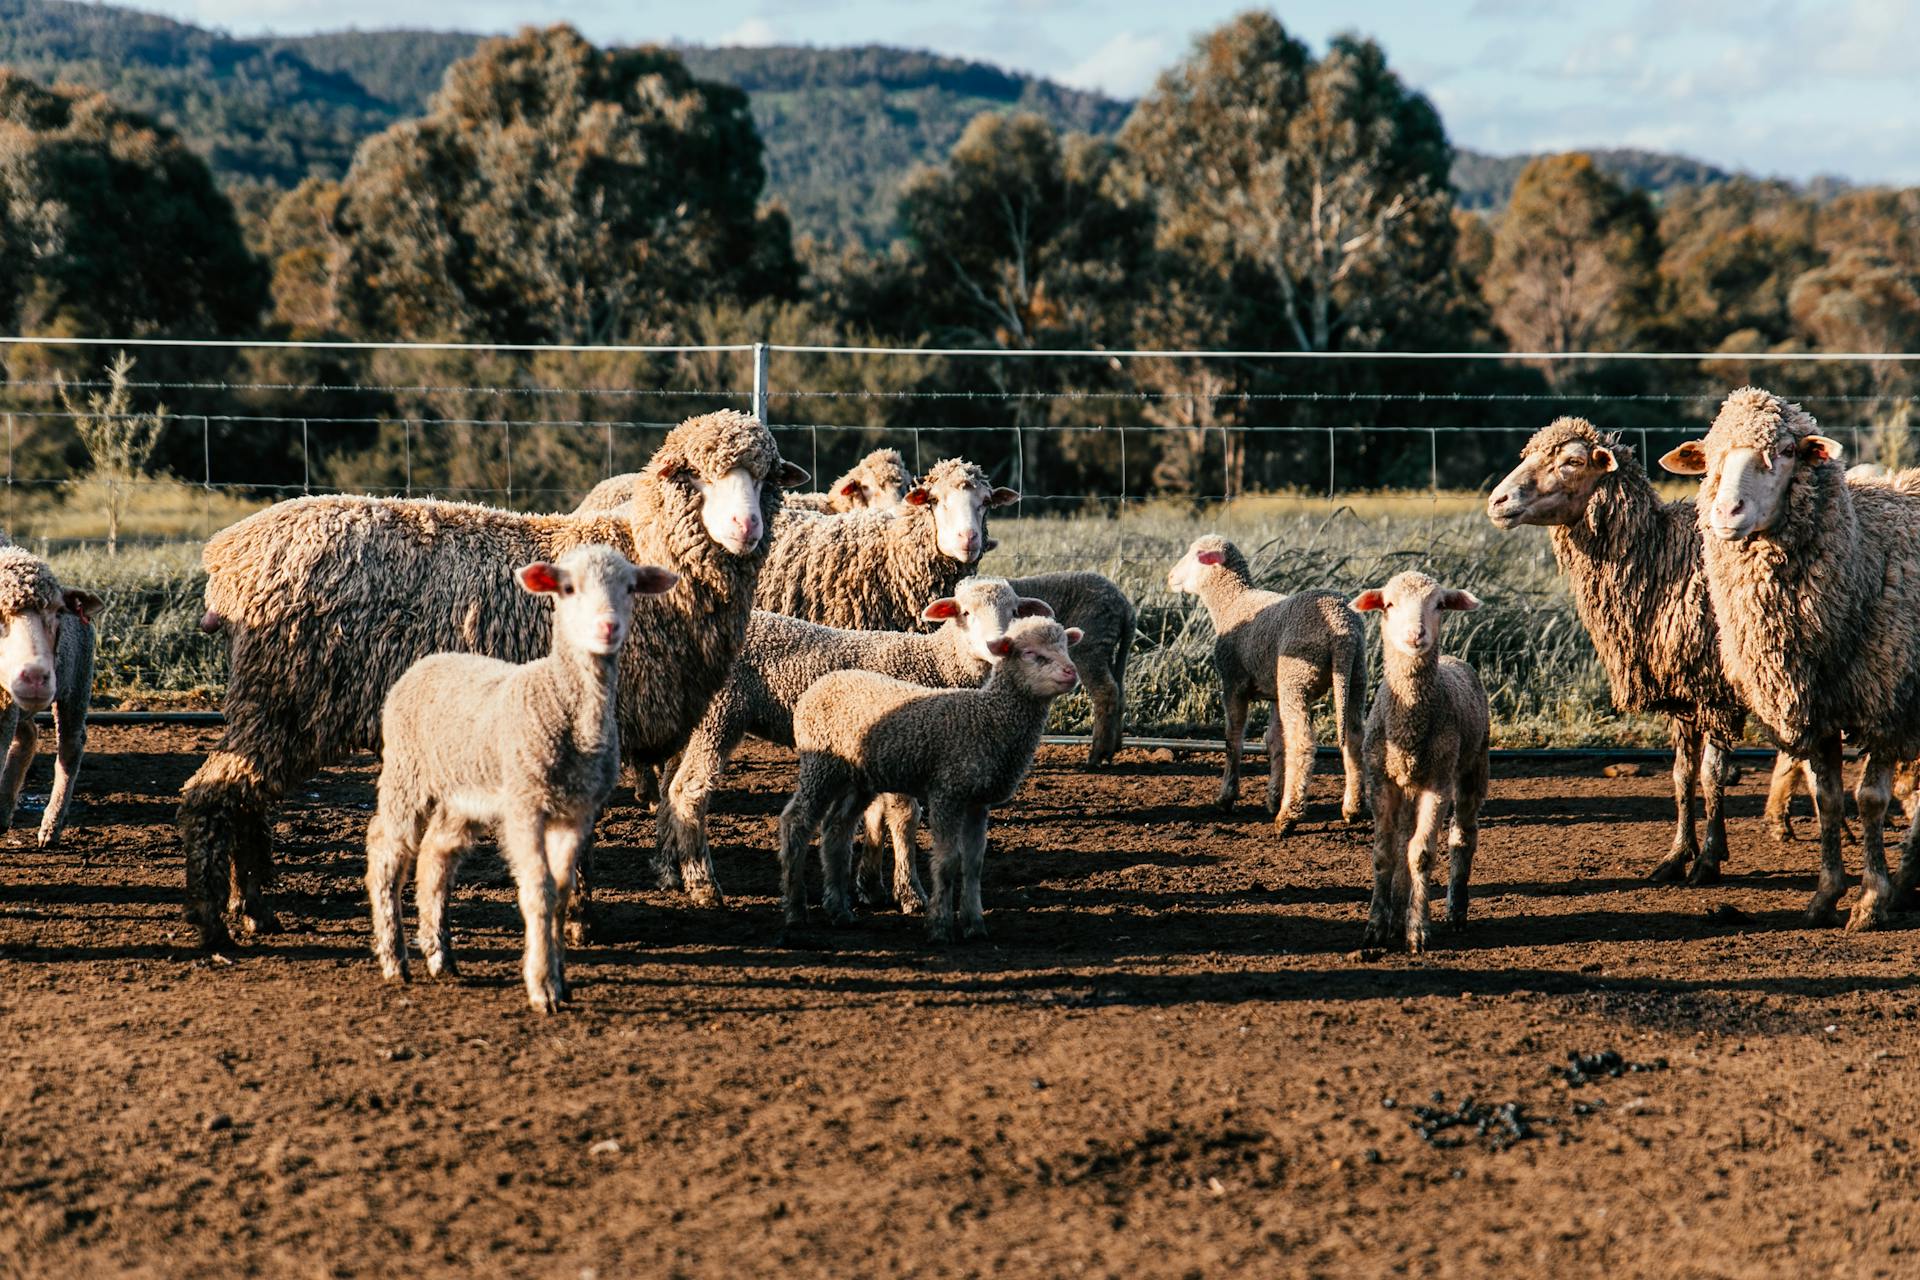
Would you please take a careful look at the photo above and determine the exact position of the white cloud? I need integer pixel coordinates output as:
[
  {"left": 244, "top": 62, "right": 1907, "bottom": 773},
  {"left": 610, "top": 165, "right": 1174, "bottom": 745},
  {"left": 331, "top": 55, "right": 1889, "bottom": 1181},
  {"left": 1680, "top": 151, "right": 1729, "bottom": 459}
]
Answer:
[
  {"left": 1058, "top": 29, "right": 1176, "bottom": 97},
  {"left": 719, "top": 16, "right": 780, "bottom": 46}
]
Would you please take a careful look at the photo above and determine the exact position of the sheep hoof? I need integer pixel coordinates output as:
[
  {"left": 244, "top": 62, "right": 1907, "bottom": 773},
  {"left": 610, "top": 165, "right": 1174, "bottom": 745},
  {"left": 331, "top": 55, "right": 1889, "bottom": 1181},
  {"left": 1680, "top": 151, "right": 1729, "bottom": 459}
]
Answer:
[
  {"left": 1405, "top": 929, "right": 1430, "bottom": 955},
  {"left": 1845, "top": 899, "right": 1886, "bottom": 933},
  {"left": 1805, "top": 902, "right": 1843, "bottom": 928},
  {"left": 960, "top": 918, "right": 989, "bottom": 941},
  {"left": 776, "top": 924, "right": 826, "bottom": 951},
  {"left": 423, "top": 952, "right": 459, "bottom": 979},
  {"left": 1685, "top": 860, "right": 1723, "bottom": 887},
  {"left": 1361, "top": 921, "right": 1393, "bottom": 950},
  {"left": 1768, "top": 819, "right": 1796, "bottom": 845},
  {"left": 527, "top": 987, "right": 561, "bottom": 1015},
  {"left": 35, "top": 828, "right": 59, "bottom": 849},
  {"left": 563, "top": 919, "right": 591, "bottom": 948},
  {"left": 1647, "top": 853, "right": 1689, "bottom": 884},
  {"left": 1341, "top": 808, "right": 1365, "bottom": 826},
  {"left": 683, "top": 883, "right": 725, "bottom": 910},
  {"left": 240, "top": 908, "right": 283, "bottom": 937},
  {"left": 1272, "top": 812, "right": 1300, "bottom": 835}
]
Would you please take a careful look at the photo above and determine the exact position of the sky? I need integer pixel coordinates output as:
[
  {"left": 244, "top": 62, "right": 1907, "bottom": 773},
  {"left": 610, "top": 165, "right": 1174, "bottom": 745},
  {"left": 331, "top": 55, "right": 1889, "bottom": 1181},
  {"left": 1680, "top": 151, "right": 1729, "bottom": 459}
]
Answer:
[{"left": 127, "top": 0, "right": 1920, "bottom": 184}]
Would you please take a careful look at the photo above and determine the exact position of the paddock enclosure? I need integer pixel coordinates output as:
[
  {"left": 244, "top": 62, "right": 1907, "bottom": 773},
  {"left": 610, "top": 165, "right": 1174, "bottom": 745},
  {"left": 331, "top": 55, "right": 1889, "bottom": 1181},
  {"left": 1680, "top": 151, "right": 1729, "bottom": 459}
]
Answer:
[{"left": 3, "top": 725, "right": 1916, "bottom": 1276}]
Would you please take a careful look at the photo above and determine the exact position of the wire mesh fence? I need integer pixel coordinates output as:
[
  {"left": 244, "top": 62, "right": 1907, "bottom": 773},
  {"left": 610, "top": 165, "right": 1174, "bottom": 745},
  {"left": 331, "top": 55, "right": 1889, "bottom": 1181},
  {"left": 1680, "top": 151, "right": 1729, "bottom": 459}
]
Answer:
[{"left": 3, "top": 335, "right": 1914, "bottom": 740}]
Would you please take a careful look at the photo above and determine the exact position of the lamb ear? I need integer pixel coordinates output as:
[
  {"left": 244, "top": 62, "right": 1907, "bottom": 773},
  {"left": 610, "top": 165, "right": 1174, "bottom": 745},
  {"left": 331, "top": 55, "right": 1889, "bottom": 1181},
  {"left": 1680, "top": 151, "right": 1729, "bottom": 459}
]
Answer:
[
  {"left": 517, "top": 562, "right": 563, "bottom": 596},
  {"left": 987, "top": 486, "right": 1020, "bottom": 508},
  {"left": 838, "top": 479, "right": 865, "bottom": 498},
  {"left": 1196, "top": 549, "right": 1225, "bottom": 567},
  {"left": 1014, "top": 597, "right": 1054, "bottom": 618},
  {"left": 61, "top": 589, "right": 105, "bottom": 622},
  {"left": 904, "top": 486, "right": 931, "bottom": 507},
  {"left": 987, "top": 636, "right": 1014, "bottom": 658},
  {"left": 776, "top": 461, "right": 810, "bottom": 489},
  {"left": 1659, "top": 441, "right": 1708, "bottom": 476},
  {"left": 1064, "top": 627, "right": 1084, "bottom": 646},
  {"left": 1589, "top": 446, "right": 1618, "bottom": 473},
  {"left": 1441, "top": 589, "right": 1482, "bottom": 612},
  {"left": 922, "top": 597, "right": 961, "bottom": 622},
  {"left": 633, "top": 565, "right": 680, "bottom": 596},
  {"left": 1350, "top": 589, "right": 1386, "bottom": 613},
  {"left": 1802, "top": 435, "right": 1844, "bottom": 464}
]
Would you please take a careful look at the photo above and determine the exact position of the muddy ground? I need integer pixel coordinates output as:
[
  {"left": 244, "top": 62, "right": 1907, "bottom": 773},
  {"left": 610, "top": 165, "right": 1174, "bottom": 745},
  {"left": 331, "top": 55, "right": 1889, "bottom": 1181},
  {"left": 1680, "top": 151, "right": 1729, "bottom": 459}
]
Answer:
[{"left": 1, "top": 724, "right": 1917, "bottom": 1278}]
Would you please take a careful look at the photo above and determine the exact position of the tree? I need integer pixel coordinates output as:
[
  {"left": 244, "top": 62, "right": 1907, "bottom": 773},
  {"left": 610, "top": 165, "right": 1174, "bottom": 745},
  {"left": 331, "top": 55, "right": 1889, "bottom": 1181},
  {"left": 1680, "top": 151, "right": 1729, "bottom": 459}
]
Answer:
[
  {"left": 57, "top": 353, "right": 167, "bottom": 555},
  {"left": 1483, "top": 153, "right": 1659, "bottom": 368},
  {"left": 306, "top": 25, "right": 799, "bottom": 345},
  {"left": 1120, "top": 14, "right": 1461, "bottom": 354},
  {"left": 0, "top": 70, "right": 266, "bottom": 337},
  {"left": 1658, "top": 179, "right": 1819, "bottom": 350}
]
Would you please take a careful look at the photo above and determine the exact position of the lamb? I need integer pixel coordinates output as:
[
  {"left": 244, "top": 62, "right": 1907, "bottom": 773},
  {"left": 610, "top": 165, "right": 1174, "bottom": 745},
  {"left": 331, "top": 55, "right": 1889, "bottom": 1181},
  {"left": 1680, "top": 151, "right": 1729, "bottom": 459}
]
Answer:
[
  {"left": 1350, "top": 572, "right": 1491, "bottom": 954},
  {"left": 1486, "top": 417, "right": 1745, "bottom": 883},
  {"left": 365, "top": 547, "right": 676, "bottom": 1013},
  {"left": 1005, "top": 571, "right": 1136, "bottom": 767},
  {"left": 1662, "top": 388, "right": 1920, "bottom": 930},
  {"left": 656, "top": 577, "right": 1055, "bottom": 909},
  {"left": 1165, "top": 535, "right": 1365, "bottom": 830},
  {"left": 574, "top": 447, "right": 908, "bottom": 518},
  {"left": 778, "top": 616, "right": 1082, "bottom": 944},
  {"left": 755, "top": 458, "right": 1018, "bottom": 631},
  {"left": 180, "top": 409, "right": 806, "bottom": 950},
  {"left": 0, "top": 548, "right": 103, "bottom": 847}
]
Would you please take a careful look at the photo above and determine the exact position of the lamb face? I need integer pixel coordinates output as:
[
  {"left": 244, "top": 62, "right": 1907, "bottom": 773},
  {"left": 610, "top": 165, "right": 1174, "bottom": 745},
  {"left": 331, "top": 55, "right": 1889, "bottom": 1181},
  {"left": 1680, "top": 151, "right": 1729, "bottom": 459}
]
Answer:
[
  {"left": 1660, "top": 387, "right": 1842, "bottom": 543},
  {"left": 987, "top": 618, "right": 1083, "bottom": 697},
  {"left": 1350, "top": 572, "right": 1481, "bottom": 661},
  {"left": 1166, "top": 534, "right": 1234, "bottom": 593},
  {"left": 922, "top": 576, "right": 1056, "bottom": 667},
  {"left": 516, "top": 545, "right": 679, "bottom": 656},
  {"left": 1486, "top": 419, "right": 1622, "bottom": 529}
]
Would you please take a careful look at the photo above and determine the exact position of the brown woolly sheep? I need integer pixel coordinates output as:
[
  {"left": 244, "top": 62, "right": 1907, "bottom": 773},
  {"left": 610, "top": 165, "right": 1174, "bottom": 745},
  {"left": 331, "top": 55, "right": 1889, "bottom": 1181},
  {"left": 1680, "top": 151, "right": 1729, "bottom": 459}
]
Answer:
[
  {"left": 1006, "top": 571, "right": 1136, "bottom": 767},
  {"left": 1662, "top": 388, "right": 1920, "bottom": 930},
  {"left": 1166, "top": 535, "right": 1365, "bottom": 831},
  {"left": 784, "top": 448, "right": 913, "bottom": 514},
  {"left": 1487, "top": 417, "right": 1744, "bottom": 883},
  {"left": 180, "top": 410, "right": 806, "bottom": 950},
  {"left": 0, "top": 548, "right": 104, "bottom": 847}
]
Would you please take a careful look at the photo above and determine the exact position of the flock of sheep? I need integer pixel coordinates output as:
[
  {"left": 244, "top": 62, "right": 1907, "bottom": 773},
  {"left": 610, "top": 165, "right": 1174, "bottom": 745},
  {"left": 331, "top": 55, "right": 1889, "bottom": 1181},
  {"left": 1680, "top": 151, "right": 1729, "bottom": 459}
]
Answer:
[{"left": 2, "top": 386, "right": 1914, "bottom": 1011}]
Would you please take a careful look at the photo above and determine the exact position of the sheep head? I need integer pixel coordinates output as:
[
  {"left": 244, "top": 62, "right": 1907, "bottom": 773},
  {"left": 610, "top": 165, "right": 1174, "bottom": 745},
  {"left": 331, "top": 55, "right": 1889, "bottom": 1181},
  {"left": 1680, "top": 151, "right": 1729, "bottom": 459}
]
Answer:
[
  {"left": 648, "top": 410, "right": 808, "bottom": 556},
  {"left": 904, "top": 458, "right": 1015, "bottom": 564},
  {"left": 1661, "top": 388, "right": 1840, "bottom": 543},
  {"left": 1351, "top": 571, "right": 1481, "bottom": 661},
  {"left": 1487, "top": 417, "right": 1624, "bottom": 530},
  {"left": 1167, "top": 534, "right": 1252, "bottom": 593}
]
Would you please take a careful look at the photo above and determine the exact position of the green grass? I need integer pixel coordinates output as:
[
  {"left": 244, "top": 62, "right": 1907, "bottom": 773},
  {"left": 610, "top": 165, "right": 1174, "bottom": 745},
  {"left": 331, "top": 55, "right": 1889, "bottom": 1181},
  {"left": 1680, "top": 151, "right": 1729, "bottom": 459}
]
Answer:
[{"left": 18, "top": 489, "right": 1684, "bottom": 743}]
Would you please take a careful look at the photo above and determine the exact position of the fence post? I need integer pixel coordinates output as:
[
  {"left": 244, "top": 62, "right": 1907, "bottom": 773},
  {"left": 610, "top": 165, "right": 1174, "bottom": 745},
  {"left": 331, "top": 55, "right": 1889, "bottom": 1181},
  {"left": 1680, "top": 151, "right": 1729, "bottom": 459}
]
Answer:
[
  {"left": 201, "top": 415, "right": 211, "bottom": 536},
  {"left": 5, "top": 412, "right": 13, "bottom": 539},
  {"left": 301, "top": 418, "right": 310, "bottom": 495},
  {"left": 752, "top": 341, "right": 770, "bottom": 426}
]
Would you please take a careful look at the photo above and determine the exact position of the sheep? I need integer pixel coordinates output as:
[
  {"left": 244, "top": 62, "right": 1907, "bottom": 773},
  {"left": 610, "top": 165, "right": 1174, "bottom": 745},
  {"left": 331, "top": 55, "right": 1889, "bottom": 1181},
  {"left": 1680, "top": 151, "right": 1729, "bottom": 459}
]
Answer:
[
  {"left": 778, "top": 616, "right": 1083, "bottom": 944},
  {"left": 574, "top": 447, "right": 908, "bottom": 518},
  {"left": 1486, "top": 417, "right": 1746, "bottom": 883},
  {"left": 755, "top": 458, "right": 1018, "bottom": 631},
  {"left": 179, "top": 409, "right": 806, "bottom": 950},
  {"left": 1165, "top": 535, "right": 1365, "bottom": 831},
  {"left": 1006, "top": 571, "right": 1136, "bottom": 767},
  {"left": 1350, "top": 572, "right": 1491, "bottom": 954},
  {"left": 366, "top": 547, "right": 677, "bottom": 1013},
  {"left": 1661, "top": 387, "right": 1920, "bottom": 930},
  {"left": 655, "top": 577, "right": 1054, "bottom": 910},
  {"left": 0, "top": 548, "right": 103, "bottom": 848},
  {"left": 784, "top": 448, "right": 912, "bottom": 515}
]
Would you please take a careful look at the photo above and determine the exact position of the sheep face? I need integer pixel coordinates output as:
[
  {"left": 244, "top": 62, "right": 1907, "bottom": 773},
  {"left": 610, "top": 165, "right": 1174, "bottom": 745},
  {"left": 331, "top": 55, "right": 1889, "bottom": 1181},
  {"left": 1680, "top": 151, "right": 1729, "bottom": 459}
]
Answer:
[
  {"left": 987, "top": 618, "right": 1083, "bottom": 697},
  {"left": 685, "top": 465, "right": 797, "bottom": 556},
  {"left": 1487, "top": 426, "right": 1620, "bottom": 529},
  {"left": 1166, "top": 534, "right": 1239, "bottom": 593},
  {"left": 908, "top": 461, "right": 1017, "bottom": 564},
  {"left": 1660, "top": 388, "right": 1841, "bottom": 543},
  {"left": 1351, "top": 572, "right": 1480, "bottom": 661},
  {"left": 837, "top": 450, "right": 911, "bottom": 511},
  {"left": 517, "top": 546, "right": 679, "bottom": 657},
  {"left": 0, "top": 601, "right": 62, "bottom": 712},
  {"left": 921, "top": 576, "right": 1056, "bottom": 666}
]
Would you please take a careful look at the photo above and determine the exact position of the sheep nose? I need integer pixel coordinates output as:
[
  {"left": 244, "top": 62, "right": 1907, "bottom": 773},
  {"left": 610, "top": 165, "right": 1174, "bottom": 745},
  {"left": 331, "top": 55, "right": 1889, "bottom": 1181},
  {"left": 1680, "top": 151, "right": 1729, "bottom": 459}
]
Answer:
[
  {"left": 14, "top": 666, "right": 52, "bottom": 697},
  {"left": 734, "top": 512, "right": 763, "bottom": 545},
  {"left": 595, "top": 620, "right": 621, "bottom": 645}
]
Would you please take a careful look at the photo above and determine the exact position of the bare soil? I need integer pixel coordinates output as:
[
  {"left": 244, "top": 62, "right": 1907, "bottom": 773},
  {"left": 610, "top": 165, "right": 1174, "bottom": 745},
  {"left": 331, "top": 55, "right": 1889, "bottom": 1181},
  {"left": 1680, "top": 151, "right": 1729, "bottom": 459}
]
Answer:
[{"left": 3, "top": 725, "right": 1918, "bottom": 1278}]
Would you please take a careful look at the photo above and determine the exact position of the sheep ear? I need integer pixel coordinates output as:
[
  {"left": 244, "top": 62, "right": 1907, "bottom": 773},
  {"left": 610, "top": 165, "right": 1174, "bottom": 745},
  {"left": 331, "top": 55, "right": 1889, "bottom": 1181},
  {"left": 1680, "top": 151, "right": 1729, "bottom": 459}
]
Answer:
[
  {"left": 517, "top": 562, "right": 563, "bottom": 596},
  {"left": 1196, "top": 549, "right": 1225, "bottom": 566},
  {"left": 1063, "top": 627, "right": 1084, "bottom": 646},
  {"left": 987, "top": 486, "right": 1020, "bottom": 508},
  {"left": 1350, "top": 589, "right": 1386, "bottom": 613},
  {"left": 922, "top": 597, "right": 960, "bottom": 622},
  {"left": 987, "top": 636, "right": 1014, "bottom": 658},
  {"left": 1589, "top": 446, "right": 1618, "bottom": 473},
  {"left": 1659, "top": 441, "right": 1708, "bottom": 476},
  {"left": 61, "top": 589, "right": 104, "bottom": 622},
  {"left": 1015, "top": 597, "right": 1054, "bottom": 618},
  {"left": 633, "top": 565, "right": 680, "bottom": 596},
  {"left": 1802, "top": 435, "right": 1843, "bottom": 464},
  {"left": 838, "top": 478, "right": 865, "bottom": 499},
  {"left": 1441, "top": 589, "right": 1482, "bottom": 612},
  {"left": 904, "top": 486, "right": 931, "bottom": 507},
  {"left": 983, "top": 537, "right": 999, "bottom": 553},
  {"left": 654, "top": 450, "right": 685, "bottom": 481},
  {"left": 776, "top": 461, "right": 810, "bottom": 489}
]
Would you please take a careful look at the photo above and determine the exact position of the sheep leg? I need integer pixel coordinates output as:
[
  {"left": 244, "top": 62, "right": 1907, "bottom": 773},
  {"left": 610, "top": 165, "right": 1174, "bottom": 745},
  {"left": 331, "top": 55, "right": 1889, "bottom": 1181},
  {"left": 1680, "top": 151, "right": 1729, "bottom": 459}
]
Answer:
[
  {"left": 36, "top": 697, "right": 87, "bottom": 849},
  {"left": 957, "top": 805, "right": 992, "bottom": 940},
  {"left": 1891, "top": 764, "right": 1920, "bottom": 909},
  {"left": 1764, "top": 750, "right": 1800, "bottom": 845},
  {"left": 414, "top": 809, "right": 469, "bottom": 979},
  {"left": 1650, "top": 719, "right": 1701, "bottom": 883},
  {"left": 0, "top": 708, "right": 34, "bottom": 835},
  {"left": 1363, "top": 785, "right": 1405, "bottom": 949},
  {"left": 816, "top": 791, "right": 862, "bottom": 928},
  {"left": 1805, "top": 734, "right": 1849, "bottom": 926},
  {"left": 1335, "top": 656, "right": 1365, "bottom": 825},
  {"left": 1273, "top": 691, "right": 1315, "bottom": 834},
  {"left": 656, "top": 730, "right": 730, "bottom": 908},
  {"left": 179, "top": 747, "right": 287, "bottom": 950},
  {"left": 1216, "top": 684, "right": 1250, "bottom": 810},
  {"left": 776, "top": 768, "right": 827, "bottom": 939},
  {"left": 364, "top": 810, "right": 412, "bottom": 984},
  {"left": 924, "top": 797, "right": 966, "bottom": 945},
  {"left": 1688, "top": 737, "right": 1735, "bottom": 886},
  {"left": 544, "top": 819, "right": 589, "bottom": 1003},
  {"left": 1404, "top": 789, "right": 1448, "bottom": 955},
  {"left": 1262, "top": 716, "right": 1283, "bottom": 816},
  {"left": 859, "top": 794, "right": 925, "bottom": 913},
  {"left": 1447, "top": 762, "right": 1488, "bottom": 928},
  {"left": 1085, "top": 662, "right": 1121, "bottom": 769},
  {"left": 1846, "top": 755, "right": 1895, "bottom": 933},
  {"left": 503, "top": 808, "right": 560, "bottom": 1014}
]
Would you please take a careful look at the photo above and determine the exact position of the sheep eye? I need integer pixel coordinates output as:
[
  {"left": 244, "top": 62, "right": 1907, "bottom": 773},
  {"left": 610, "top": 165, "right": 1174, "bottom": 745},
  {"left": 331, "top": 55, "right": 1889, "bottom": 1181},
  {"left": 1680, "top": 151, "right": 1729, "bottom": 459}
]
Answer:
[{"left": 561, "top": 584, "right": 575, "bottom": 596}]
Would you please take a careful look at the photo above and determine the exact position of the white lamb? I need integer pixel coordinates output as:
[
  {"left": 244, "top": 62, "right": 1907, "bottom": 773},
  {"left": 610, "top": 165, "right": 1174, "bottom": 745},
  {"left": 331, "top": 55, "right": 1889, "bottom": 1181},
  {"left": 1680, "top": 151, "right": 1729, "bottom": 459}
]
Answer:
[{"left": 364, "top": 546, "right": 677, "bottom": 1013}]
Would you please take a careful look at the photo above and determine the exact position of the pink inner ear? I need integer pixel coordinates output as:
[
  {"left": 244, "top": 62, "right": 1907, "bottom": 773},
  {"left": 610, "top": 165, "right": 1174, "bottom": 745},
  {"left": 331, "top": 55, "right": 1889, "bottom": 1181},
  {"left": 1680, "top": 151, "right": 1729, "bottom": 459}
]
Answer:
[
  {"left": 989, "top": 638, "right": 1012, "bottom": 656},
  {"left": 905, "top": 488, "right": 930, "bottom": 506},
  {"left": 923, "top": 599, "right": 960, "bottom": 620},
  {"left": 1196, "top": 549, "right": 1225, "bottom": 566},
  {"left": 839, "top": 480, "right": 862, "bottom": 496},
  {"left": 519, "top": 563, "right": 561, "bottom": 594},
  {"left": 1352, "top": 590, "right": 1385, "bottom": 612}
]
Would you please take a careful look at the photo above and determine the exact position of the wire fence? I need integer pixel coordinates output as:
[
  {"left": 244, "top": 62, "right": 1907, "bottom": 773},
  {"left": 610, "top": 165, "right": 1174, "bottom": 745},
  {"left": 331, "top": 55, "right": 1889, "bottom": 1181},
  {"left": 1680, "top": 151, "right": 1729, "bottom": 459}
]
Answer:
[{"left": 4, "top": 335, "right": 1914, "bottom": 739}]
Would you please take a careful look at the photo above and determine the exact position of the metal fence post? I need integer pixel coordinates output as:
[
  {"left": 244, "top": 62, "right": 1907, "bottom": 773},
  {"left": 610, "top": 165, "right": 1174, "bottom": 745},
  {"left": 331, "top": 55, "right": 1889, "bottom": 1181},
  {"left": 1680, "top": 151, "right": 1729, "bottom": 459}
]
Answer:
[
  {"left": 301, "top": 418, "right": 311, "bottom": 495},
  {"left": 752, "top": 341, "right": 770, "bottom": 426}
]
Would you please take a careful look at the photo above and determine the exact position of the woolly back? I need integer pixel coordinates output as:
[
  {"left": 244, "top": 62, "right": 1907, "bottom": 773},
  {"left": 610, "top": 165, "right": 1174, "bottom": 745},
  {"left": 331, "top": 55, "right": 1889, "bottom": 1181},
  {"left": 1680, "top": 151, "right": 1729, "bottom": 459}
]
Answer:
[
  {"left": 757, "top": 499, "right": 976, "bottom": 632},
  {"left": 0, "top": 547, "right": 62, "bottom": 617}
]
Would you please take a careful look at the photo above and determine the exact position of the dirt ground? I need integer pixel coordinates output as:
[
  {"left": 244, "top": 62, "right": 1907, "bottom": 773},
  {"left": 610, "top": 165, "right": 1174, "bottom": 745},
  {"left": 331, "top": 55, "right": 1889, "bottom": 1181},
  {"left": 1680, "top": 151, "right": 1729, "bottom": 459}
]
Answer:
[{"left": 2, "top": 724, "right": 1917, "bottom": 1279}]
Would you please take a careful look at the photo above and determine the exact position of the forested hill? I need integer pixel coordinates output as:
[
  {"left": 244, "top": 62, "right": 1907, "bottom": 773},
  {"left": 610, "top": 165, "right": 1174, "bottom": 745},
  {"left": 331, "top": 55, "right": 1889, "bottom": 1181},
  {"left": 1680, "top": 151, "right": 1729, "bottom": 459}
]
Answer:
[{"left": 4, "top": 0, "right": 1768, "bottom": 244}]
